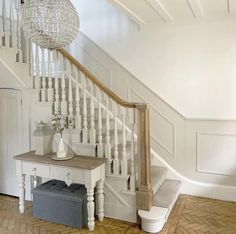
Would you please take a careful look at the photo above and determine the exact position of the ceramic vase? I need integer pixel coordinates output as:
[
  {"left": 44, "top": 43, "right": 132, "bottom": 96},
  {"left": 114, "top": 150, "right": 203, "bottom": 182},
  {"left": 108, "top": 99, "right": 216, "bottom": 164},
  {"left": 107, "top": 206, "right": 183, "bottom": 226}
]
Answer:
[{"left": 57, "top": 137, "right": 67, "bottom": 158}]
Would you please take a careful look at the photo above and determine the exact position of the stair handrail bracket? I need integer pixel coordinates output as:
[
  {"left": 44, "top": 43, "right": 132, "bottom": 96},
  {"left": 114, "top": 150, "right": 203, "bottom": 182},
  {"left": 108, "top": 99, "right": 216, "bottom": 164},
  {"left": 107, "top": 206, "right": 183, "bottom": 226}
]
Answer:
[{"left": 59, "top": 48, "right": 153, "bottom": 211}]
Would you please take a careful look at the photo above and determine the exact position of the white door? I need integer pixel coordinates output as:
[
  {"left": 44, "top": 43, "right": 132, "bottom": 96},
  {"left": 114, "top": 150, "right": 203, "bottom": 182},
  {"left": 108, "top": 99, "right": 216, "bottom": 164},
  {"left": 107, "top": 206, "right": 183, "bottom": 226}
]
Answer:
[{"left": 0, "top": 89, "right": 23, "bottom": 196}]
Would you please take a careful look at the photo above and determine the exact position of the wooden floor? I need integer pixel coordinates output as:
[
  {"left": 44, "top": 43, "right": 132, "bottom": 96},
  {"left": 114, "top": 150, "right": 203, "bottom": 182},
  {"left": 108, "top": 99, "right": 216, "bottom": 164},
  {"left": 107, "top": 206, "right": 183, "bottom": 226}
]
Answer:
[{"left": 0, "top": 194, "right": 236, "bottom": 233}]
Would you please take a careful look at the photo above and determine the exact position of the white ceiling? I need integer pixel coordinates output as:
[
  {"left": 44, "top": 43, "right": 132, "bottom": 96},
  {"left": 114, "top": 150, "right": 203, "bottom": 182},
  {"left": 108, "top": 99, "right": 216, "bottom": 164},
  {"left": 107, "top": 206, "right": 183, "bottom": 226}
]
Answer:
[{"left": 106, "top": 0, "right": 236, "bottom": 27}]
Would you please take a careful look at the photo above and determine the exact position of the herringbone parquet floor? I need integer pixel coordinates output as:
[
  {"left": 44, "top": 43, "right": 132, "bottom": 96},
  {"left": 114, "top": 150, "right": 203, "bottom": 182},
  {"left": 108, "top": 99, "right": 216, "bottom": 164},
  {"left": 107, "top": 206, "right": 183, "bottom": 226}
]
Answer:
[
  {"left": 0, "top": 194, "right": 236, "bottom": 233},
  {"left": 162, "top": 195, "right": 236, "bottom": 234}
]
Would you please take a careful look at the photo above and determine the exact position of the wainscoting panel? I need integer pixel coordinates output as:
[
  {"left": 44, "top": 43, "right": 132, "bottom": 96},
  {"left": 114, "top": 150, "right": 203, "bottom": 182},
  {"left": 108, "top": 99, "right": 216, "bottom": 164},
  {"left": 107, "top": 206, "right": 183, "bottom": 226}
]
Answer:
[
  {"left": 197, "top": 132, "right": 236, "bottom": 176},
  {"left": 128, "top": 88, "right": 176, "bottom": 157},
  {"left": 150, "top": 106, "right": 176, "bottom": 157}
]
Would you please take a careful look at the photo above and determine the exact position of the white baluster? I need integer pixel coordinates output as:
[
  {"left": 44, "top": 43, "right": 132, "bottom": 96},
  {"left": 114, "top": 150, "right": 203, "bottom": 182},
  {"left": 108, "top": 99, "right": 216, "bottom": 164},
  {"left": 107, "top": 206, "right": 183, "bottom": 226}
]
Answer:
[
  {"left": 130, "top": 110, "right": 136, "bottom": 192},
  {"left": 25, "top": 36, "right": 30, "bottom": 66},
  {"left": 35, "top": 45, "right": 41, "bottom": 90},
  {"left": 90, "top": 81, "right": 96, "bottom": 144},
  {"left": 53, "top": 50, "right": 60, "bottom": 112},
  {"left": 12, "top": 2, "right": 17, "bottom": 48},
  {"left": 82, "top": 74, "right": 88, "bottom": 143},
  {"left": 105, "top": 96, "right": 112, "bottom": 173},
  {"left": 97, "top": 88, "right": 103, "bottom": 158},
  {"left": 28, "top": 39, "right": 34, "bottom": 88},
  {"left": 47, "top": 50, "right": 54, "bottom": 102},
  {"left": 121, "top": 107, "right": 128, "bottom": 176},
  {"left": 29, "top": 39, "right": 33, "bottom": 76},
  {"left": 16, "top": 1, "right": 22, "bottom": 62},
  {"left": 2, "top": 0, "right": 10, "bottom": 47},
  {"left": 113, "top": 103, "right": 119, "bottom": 175},
  {"left": 60, "top": 55, "right": 67, "bottom": 115},
  {"left": 0, "top": 2, "right": 3, "bottom": 46},
  {"left": 9, "top": 2, "right": 17, "bottom": 48},
  {"left": 75, "top": 70, "right": 81, "bottom": 130},
  {"left": 68, "top": 62, "right": 74, "bottom": 128},
  {"left": 41, "top": 48, "right": 46, "bottom": 102}
]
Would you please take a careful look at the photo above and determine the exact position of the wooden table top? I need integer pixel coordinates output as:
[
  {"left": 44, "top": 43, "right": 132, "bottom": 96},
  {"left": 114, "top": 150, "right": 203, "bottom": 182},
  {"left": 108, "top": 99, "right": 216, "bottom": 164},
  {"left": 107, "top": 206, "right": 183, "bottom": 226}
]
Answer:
[{"left": 14, "top": 151, "right": 106, "bottom": 170}]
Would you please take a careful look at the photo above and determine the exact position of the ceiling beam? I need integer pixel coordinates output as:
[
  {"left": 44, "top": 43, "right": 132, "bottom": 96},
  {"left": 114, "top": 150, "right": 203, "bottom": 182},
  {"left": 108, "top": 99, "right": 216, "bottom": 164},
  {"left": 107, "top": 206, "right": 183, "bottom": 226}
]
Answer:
[
  {"left": 106, "top": 0, "right": 146, "bottom": 27},
  {"left": 186, "top": 0, "right": 204, "bottom": 18},
  {"left": 145, "top": 0, "right": 174, "bottom": 22}
]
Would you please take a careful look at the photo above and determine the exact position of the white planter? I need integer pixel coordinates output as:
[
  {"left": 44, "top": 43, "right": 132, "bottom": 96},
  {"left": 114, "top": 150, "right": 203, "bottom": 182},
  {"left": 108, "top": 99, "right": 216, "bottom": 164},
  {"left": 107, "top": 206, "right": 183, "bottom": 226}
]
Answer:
[{"left": 138, "top": 207, "right": 167, "bottom": 233}]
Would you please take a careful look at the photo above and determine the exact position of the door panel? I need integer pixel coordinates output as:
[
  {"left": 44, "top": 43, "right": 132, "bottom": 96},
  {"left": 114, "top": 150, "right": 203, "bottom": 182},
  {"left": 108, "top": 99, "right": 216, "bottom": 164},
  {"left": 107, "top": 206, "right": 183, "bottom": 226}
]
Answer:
[{"left": 0, "top": 89, "right": 23, "bottom": 196}]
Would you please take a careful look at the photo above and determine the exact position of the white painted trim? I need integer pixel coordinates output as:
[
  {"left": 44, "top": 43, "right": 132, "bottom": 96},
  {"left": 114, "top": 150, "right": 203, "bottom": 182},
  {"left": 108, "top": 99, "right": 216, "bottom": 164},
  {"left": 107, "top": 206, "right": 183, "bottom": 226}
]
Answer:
[
  {"left": 186, "top": 0, "right": 204, "bottom": 18},
  {"left": 106, "top": 0, "right": 146, "bottom": 27},
  {"left": 145, "top": 0, "right": 174, "bottom": 22}
]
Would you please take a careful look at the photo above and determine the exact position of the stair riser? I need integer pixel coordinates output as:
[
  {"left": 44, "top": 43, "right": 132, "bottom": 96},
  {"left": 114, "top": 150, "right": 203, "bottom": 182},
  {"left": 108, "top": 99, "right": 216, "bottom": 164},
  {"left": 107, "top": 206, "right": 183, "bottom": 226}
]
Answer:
[{"left": 73, "top": 143, "right": 96, "bottom": 157}]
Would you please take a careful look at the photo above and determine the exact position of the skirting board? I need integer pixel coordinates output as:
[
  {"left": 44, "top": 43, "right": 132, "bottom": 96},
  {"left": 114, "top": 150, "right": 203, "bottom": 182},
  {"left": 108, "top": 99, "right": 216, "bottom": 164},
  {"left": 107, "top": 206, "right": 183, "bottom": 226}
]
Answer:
[{"left": 152, "top": 149, "right": 236, "bottom": 202}]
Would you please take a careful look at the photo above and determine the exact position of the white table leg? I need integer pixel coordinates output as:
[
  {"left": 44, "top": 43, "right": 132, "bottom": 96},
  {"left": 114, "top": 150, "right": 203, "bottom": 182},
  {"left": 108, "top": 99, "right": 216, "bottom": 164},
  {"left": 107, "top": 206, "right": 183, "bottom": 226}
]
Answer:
[
  {"left": 86, "top": 187, "right": 95, "bottom": 231},
  {"left": 96, "top": 180, "right": 104, "bottom": 221},
  {"left": 19, "top": 174, "right": 25, "bottom": 213}
]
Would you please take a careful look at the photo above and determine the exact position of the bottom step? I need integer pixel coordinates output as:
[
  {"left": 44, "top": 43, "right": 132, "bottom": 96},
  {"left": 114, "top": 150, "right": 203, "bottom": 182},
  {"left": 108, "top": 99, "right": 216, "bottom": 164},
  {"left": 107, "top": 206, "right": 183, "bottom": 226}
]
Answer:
[{"left": 154, "top": 179, "right": 181, "bottom": 219}]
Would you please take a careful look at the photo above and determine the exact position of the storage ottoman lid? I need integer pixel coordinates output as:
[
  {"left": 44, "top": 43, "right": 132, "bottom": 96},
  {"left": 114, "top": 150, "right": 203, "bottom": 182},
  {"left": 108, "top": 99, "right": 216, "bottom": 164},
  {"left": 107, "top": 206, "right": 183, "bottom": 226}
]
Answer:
[{"left": 33, "top": 180, "right": 87, "bottom": 202}]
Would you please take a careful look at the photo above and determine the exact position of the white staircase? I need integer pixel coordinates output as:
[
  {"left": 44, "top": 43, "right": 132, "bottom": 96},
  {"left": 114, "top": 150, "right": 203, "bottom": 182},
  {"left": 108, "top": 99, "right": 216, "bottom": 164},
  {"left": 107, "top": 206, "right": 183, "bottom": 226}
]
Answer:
[
  {"left": 0, "top": 0, "right": 181, "bottom": 232},
  {"left": 0, "top": 0, "right": 29, "bottom": 88}
]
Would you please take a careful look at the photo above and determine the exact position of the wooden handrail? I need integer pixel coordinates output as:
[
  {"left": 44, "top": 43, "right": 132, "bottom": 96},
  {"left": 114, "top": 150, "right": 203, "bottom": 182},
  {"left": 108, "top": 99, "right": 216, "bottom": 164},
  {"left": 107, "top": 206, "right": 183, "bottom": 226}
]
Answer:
[
  {"left": 59, "top": 48, "right": 146, "bottom": 109},
  {"left": 58, "top": 48, "right": 152, "bottom": 211}
]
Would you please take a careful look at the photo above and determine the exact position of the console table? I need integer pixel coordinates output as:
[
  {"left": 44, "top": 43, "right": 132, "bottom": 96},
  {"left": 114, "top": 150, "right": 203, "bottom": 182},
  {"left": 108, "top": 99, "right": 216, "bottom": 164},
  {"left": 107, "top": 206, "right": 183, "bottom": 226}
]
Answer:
[{"left": 14, "top": 151, "right": 106, "bottom": 231}]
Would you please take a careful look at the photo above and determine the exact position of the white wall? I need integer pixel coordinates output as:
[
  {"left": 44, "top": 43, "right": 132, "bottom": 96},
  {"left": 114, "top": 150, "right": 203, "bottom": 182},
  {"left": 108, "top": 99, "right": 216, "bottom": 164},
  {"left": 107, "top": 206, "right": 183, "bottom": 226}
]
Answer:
[
  {"left": 72, "top": 0, "right": 236, "bottom": 119},
  {"left": 67, "top": 32, "right": 236, "bottom": 201}
]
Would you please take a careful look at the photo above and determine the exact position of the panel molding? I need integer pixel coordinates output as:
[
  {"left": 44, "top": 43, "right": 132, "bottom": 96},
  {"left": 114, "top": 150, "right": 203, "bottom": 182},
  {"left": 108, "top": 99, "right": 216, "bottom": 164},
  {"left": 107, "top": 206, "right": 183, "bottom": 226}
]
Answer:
[
  {"left": 196, "top": 131, "right": 236, "bottom": 177},
  {"left": 150, "top": 106, "right": 176, "bottom": 158},
  {"left": 128, "top": 87, "right": 176, "bottom": 157}
]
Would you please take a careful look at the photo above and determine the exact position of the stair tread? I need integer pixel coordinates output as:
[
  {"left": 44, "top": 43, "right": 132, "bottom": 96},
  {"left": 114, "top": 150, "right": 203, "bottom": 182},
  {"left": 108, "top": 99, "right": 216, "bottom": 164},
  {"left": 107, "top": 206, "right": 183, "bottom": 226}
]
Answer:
[
  {"left": 152, "top": 166, "right": 168, "bottom": 194},
  {"left": 153, "top": 179, "right": 181, "bottom": 209}
]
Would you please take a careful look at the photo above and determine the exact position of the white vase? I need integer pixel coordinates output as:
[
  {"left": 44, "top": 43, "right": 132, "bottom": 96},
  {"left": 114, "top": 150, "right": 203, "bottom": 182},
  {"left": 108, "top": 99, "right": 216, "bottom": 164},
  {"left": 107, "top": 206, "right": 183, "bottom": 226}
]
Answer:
[{"left": 57, "top": 137, "right": 67, "bottom": 158}]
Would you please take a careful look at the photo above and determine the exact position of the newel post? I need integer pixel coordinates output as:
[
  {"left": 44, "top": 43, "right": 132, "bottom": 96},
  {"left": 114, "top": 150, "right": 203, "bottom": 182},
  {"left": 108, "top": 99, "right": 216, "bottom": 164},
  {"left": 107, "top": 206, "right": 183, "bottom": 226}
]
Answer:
[{"left": 136, "top": 104, "right": 153, "bottom": 211}]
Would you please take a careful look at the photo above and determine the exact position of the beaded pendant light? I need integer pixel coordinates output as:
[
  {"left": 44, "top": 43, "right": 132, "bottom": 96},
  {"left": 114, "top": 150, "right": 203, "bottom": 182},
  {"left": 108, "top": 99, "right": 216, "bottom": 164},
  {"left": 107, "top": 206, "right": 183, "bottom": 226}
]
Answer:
[{"left": 20, "top": 0, "right": 79, "bottom": 49}]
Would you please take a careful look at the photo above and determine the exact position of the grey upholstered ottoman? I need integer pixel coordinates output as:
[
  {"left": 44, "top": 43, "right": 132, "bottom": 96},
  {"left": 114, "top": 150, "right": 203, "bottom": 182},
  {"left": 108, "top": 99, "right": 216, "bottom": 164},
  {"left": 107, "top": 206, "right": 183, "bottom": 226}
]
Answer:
[{"left": 33, "top": 180, "right": 88, "bottom": 228}]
